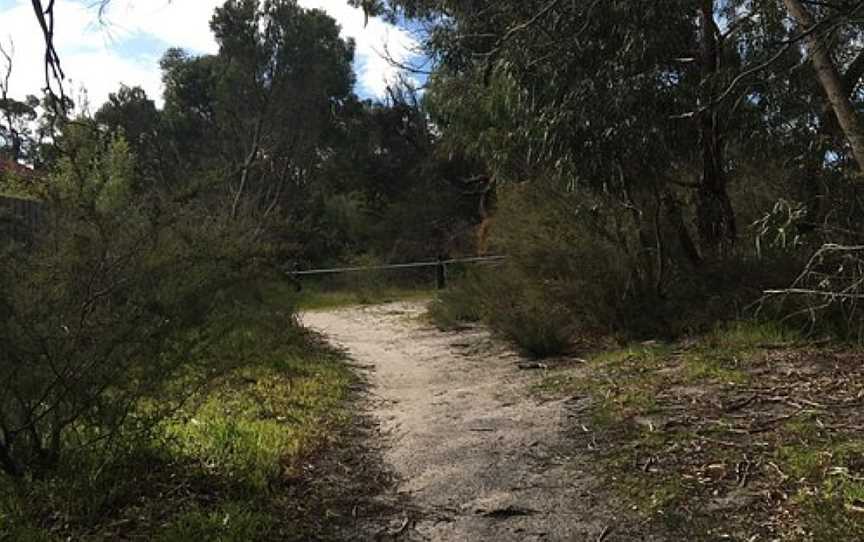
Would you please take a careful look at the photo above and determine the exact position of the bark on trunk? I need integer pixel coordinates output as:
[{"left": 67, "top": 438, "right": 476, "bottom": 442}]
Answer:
[
  {"left": 784, "top": 0, "right": 864, "bottom": 173},
  {"left": 794, "top": 51, "right": 864, "bottom": 232},
  {"left": 0, "top": 438, "right": 22, "bottom": 477},
  {"left": 664, "top": 189, "right": 704, "bottom": 267},
  {"left": 697, "top": 0, "right": 737, "bottom": 251},
  {"left": 231, "top": 116, "right": 264, "bottom": 220}
]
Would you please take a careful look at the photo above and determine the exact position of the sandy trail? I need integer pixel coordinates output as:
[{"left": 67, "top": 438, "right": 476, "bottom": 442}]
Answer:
[{"left": 302, "top": 301, "right": 614, "bottom": 542}]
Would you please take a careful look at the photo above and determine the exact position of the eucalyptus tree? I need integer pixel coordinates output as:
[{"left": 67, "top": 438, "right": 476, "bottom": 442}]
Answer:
[
  {"left": 0, "top": 43, "right": 38, "bottom": 165},
  {"left": 358, "top": 0, "right": 864, "bottom": 253},
  {"left": 157, "top": 1, "right": 357, "bottom": 218},
  {"left": 780, "top": 0, "right": 864, "bottom": 173},
  {"left": 360, "top": 1, "right": 739, "bottom": 293},
  {"left": 95, "top": 85, "right": 166, "bottom": 184}
]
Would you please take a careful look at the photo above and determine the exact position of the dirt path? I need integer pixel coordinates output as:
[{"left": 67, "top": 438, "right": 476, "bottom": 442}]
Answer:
[{"left": 303, "top": 301, "right": 630, "bottom": 542}]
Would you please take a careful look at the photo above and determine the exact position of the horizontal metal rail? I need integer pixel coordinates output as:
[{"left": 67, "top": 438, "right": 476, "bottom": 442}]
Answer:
[{"left": 289, "top": 255, "right": 507, "bottom": 277}]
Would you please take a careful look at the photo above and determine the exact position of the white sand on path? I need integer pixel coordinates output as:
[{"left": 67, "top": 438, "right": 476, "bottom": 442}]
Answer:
[{"left": 303, "top": 301, "right": 650, "bottom": 542}]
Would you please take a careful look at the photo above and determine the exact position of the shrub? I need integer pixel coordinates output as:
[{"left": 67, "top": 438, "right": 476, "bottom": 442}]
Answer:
[
  {"left": 433, "top": 178, "right": 807, "bottom": 352},
  {"left": 427, "top": 270, "right": 487, "bottom": 329},
  {"left": 429, "top": 182, "right": 630, "bottom": 355},
  {"left": 487, "top": 182, "right": 633, "bottom": 328},
  {"left": 0, "top": 127, "right": 278, "bottom": 478},
  {"left": 0, "top": 294, "right": 349, "bottom": 540},
  {"left": 481, "top": 270, "right": 574, "bottom": 357}
]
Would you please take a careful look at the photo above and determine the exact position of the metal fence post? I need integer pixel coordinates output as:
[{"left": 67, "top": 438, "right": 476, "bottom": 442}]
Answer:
[{"left": 436, "top": 256, "right": 447, "bottom": 290}]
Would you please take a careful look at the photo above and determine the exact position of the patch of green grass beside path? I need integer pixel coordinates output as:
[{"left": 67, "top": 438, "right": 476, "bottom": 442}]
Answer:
[
  {"left": 293, "top": 284, "right": 434, "bottom": 311},
  {"left": 0, "top": 281, "right": 404, "bottom": 541},
  {"left": 536, "top": 321, "right": 864, "bottom": 541}
]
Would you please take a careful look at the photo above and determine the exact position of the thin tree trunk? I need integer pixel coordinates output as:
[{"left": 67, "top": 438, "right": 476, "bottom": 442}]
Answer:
[
  {"left": 697, "top": 0, "right": 736, "bottom": 251},
  {"left": 0, "top": 435, "right": 22, "bottom": 477},
  {"left": 663, "top": 189, "right": 703, "bottom": 267},
  {"left": 0, "top": 42, "right": 22, "bottom": 162},
  {"left": 795, "top": 51, "right": 864, "bottom": 232},
  {"left": 618, "top": 165, "right": 656, "bottom": 290},
  {"left": 784, "top": 0, "right": 864, "bottom": 173},
  {"left": 231, "top": 116, "right": 264, "bottom": 220}
]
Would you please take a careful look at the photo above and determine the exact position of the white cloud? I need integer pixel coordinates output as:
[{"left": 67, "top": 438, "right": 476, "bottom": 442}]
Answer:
[
  {"left": 99, "top": 0, "right": 222, "bottom": 55},
  {"left": 0, "top": 0, "right": 418, "bottom": 109},
  {"left": 297, "top": 0, "right": 420, "bottom": 96}
]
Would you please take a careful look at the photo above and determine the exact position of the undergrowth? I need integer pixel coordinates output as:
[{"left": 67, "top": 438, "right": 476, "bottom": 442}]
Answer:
[
  {"left": 427, "top": 268, "right": 576, "bottom": 358},
  {"left": 537, "top": 320, "right": 864, "bottom": 540},
  {"left": 0, "top": 281, "right": 357, "bottom": 541},
  {"left": 296, "top": 285, "right": 434, "bottom": 311},
  {"left": 426, "top": 181, "right": 805, "bottom": 358}
]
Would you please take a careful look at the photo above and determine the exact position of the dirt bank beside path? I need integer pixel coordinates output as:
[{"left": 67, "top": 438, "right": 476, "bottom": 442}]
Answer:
[{"left": 303, "top": 301, "right": 655, "bottom": 542}]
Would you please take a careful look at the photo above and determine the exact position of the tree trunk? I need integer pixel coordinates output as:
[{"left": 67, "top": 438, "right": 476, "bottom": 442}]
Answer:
[
  {"left": 784, "top": 0, "right": 864, "bottom": 173},
  {"left": 795, "top": 51, "right": 864, "bottom": 233},
  {"left": 0, "top": 437, "right": 22, "bottom": 477},
  {"left": 697, "top": 0, "right": 736, "bottom": 251},
  {"left": 663, "top": 189, "right": 704, "bottom": 267},
  {"left": 231, "top": 116, "right": 264, "bottom": 220}
]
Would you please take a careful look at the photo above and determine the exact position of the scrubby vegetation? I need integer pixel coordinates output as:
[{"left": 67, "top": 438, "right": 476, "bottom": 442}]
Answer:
[
  {"left": 391, "top": 0, "right": 864, "bottom": 353},
  {"left": 427, "top": 179, "right": 805, "bottom": 355},
  {"left": 351, "top": 0, "right": 864, "bottom": 536},
  {"left": 1, "top": 1, "right": 461, "bottom": 538},
  {"left": 8, "top": 0, "right": 864, "bottom": 538},
  {"left": 0, "top": 288, "right": 364, "bottom": 540},
  {"left": 532, "top": 322, "right": 864, "bottom": 540}
]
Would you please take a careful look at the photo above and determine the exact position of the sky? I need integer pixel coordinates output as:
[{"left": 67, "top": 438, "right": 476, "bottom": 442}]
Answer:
[{"left": 0, "top": 0, "right": 420, "bottom": 108}]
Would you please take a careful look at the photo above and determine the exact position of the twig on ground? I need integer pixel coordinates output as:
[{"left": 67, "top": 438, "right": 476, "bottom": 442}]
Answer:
[
  {"left": 393, "top": 516, "right": 410, "bottom": 534},
  {"left": 699, "top": 435, "right": 747, "bottom": 448},
  {"left": 723, "top": 395, "right": 758, "bottom": 412},
  {"left": 767, "top": 461, "right": 789, "bottom": 482}
]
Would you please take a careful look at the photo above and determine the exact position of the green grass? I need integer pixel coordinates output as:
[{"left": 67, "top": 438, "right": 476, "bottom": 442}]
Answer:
[
  {"left": 682, "top": 353, "right": 750, "bottom": 385},
  {"left": 681, "top": 321, "right": 799, "bottom": 385},
  {"left": 539, "top": 321, "right": 796, "bottom": 403},
  {"left": 162, "top": 349, "right": 352, "bottom": 490},
  {"left": 0, "top": 283, "right": 358, "bottom": 540},
  {"left": 538, "top": 321, "right": 801, "bottom": 423},
  {"left": 295, "top": 285, "right": 434, "bottom": 311},
  {"left": 705, "top": 320, "right": 798, "bottom": 348},
  {"left": 536, "top": 342, "right": 675, "bottom": 420},
  {"left": 155, "top": 501, "right": 274, "bottom": 542},
  {"left": 781, "top": 440, "right": 864, "bottom": 541},
  {"left": 536, "top": 320, "right": 822, "bottom": 538}
]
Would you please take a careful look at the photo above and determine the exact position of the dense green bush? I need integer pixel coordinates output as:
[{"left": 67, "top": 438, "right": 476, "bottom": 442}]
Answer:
[
  {"left": 431, "top": 178, "right": 807, "bottom": 355},
  {"left": 0, "top": 128, "right": 278, "bottom": 478},
  {"left": 426, "top": 271, "right": 487, "bottom": 330},
  {"left": 480, "top": 270, "right": 574, "bottom": 358},
  {"left": 0, "top": 288, "right": 354, "bottom": 540},
  {"left": 429, "top": 182, "right": 629, "bottom": 355},
  {"left": 487, "top": 183, "right": 632, "bottom": 330}
]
